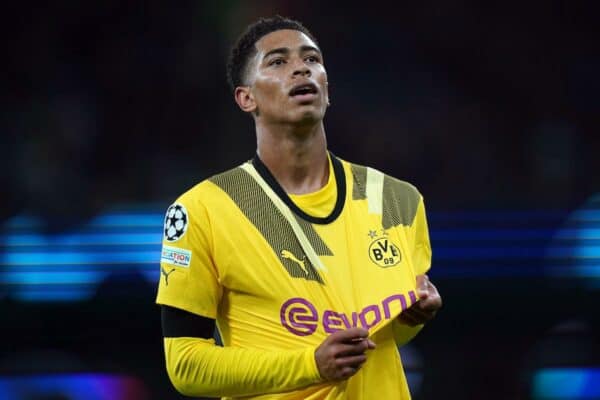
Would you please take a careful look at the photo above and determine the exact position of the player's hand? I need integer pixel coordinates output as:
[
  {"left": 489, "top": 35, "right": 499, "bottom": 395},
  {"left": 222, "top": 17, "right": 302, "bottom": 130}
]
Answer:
[
  {"left": 398, "top": 274, "right": 442, "bottom": 326},
  {"left": 314, "top": 327, "right": 376, "bottom": 381}
]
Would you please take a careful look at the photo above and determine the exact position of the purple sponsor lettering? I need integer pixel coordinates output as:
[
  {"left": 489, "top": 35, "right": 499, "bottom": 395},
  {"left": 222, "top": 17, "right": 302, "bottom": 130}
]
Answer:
[
  {"left": 382, "top": 294, "right": 407, "bottom": 319},
  {"left": 339, "top": 312, "right": 358, "bottom": 329},
  {"left": 280, "top": 298, "right": 318, "bottom": 336},
  {"left": 323, "top": 310, "right": 346, "bottom": 333},
  {"left": 408, "top": 290, "right": 417, "bottom": 305},
  {"left": 349, "top": 312, "right": 359, "bottom": 328},
  {"left": 359, "top": 305, "right": 381, "bottom": 330},
  {"left": 280, "top": 291, "right": 416, "bottom": 337}
]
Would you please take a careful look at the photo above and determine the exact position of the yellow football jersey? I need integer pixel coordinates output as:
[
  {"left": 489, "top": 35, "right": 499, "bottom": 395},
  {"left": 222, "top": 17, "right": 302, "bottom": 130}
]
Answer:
[{"left": 156, "top": 153, "right": 432, "bottom": 399}]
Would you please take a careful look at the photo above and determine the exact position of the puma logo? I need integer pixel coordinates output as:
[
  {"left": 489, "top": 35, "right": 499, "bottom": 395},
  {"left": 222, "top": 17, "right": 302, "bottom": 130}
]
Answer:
[
  {"left": 281, "top": 250, "right": 309, "bottom": 275},
  {"left": 161, "top": 267, "right": 176, "bottom": 285}
]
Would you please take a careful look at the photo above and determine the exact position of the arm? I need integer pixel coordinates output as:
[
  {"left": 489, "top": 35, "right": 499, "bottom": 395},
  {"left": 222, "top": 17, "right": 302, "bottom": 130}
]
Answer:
[
  {"left": 162, "top": 305, "right": 320, "bottom": 398},
  {"left": 158, "top": 196, "right": 374, "bottom": 397},
  {"left": 162, "top": 306, "right": 376, "bottom": 398},
  {"left": 157, "top": 197, "right": 319, "bottom": 396},
  {"left": 393, "top": 275, "right": 442, "bottom": 346},
  {"left": 393, "top": 197, "right": 441, "bottom": 345}
]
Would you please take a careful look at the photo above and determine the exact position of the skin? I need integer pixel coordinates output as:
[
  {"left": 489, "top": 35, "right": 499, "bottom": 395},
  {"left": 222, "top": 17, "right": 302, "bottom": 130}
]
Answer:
[
  {"left": 234, "top": 29, "right": 330, "bottom": 195},
  {"left": 233, "top": 29, "right": 442, "bottom": 381},
  {"left": 398, "top": 274, "right": 443, "bottom": 326}
]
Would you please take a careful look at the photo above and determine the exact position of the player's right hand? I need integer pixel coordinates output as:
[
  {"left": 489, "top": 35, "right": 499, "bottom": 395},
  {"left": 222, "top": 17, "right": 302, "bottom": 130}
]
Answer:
[{"left": 314, "top": 327, "right": 376, "bottom": 381}]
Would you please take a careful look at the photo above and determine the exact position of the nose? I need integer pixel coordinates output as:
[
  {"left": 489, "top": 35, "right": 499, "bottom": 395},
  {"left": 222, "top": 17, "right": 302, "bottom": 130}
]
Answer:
[{"left": 292, "top": 60, "right": 311, "bottom": 77}]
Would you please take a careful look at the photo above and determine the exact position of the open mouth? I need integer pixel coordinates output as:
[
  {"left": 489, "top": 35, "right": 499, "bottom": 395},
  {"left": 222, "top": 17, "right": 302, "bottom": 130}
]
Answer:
[{"left": 289, "top": 83, "right": 318, "bottom": 97}]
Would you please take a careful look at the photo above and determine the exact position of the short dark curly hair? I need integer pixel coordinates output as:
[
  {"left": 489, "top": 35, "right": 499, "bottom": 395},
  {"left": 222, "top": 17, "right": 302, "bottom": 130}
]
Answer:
[{"left": 226, "top": 15, "right": 319, "bottom": 92}]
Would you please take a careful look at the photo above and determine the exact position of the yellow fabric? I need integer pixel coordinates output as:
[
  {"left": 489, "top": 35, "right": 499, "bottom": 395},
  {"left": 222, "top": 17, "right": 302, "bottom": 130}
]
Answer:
[
  {"left": 240, "top": 162, "right": 328, "bottom": 274},
  {"left": 365, "top": 167, "right": 384, "bottom": 215},
  {"left": 156, "top": 157, "right": 432, "bottom": 399},
  {"left": 165, "top": 337, "right": 321, "bottom": 398},
  {"left": 288, "top": 156, "right": 336, "bottom": 218},
  {"left": 392, "top": 321, "right": 424, "bottom": 347},
  {"left": 409, "top": 200, "right": 432, "bottom": 276}
]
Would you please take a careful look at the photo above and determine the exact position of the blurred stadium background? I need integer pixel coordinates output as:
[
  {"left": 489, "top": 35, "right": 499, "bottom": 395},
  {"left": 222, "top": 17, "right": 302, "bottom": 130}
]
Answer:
[{"left": 1, "top": 1, "right": 599, "bottom": 399}]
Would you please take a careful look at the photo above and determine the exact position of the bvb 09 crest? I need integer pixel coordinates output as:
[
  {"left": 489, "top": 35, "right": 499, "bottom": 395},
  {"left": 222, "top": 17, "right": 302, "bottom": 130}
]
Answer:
[{"left": 368, "top": 235, "right": 401, "bottom": 267}]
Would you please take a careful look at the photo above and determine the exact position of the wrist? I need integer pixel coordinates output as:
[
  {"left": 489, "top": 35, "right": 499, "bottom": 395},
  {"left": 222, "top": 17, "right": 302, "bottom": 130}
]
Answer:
[{"left": 308, "top": 345, "right": 324, "bottom": 382}]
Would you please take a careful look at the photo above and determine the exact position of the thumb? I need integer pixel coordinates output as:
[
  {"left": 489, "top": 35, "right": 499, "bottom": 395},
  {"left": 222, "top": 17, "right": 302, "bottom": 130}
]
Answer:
[{"left": 417, "top": 275, "right": 430, "bottom": 298}]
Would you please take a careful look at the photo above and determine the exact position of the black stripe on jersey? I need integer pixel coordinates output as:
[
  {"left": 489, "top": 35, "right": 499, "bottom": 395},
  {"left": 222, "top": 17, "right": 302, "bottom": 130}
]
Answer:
[
  {"left": 350, "top": 164, "right": 367, "bottom": 200},
  {"left": 251, "top": 152, "right": 346, "bottom": 225},
  {"left": 294, "top": 214, "right": 333, "bottom": 256},
  {"left": 382, "top": 175, "right": 421, "bottom": 229},
  {"left": 209, "top": 168, "right": 330, "bottom": 283},
  {"left": 161, "top": 305, "right": 215, "bottom": 338}
]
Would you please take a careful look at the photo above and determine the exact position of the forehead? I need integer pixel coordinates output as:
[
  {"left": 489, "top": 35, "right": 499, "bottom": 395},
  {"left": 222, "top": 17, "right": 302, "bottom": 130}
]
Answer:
[{"left": 255, "top": 29, "right": 319, "bottom": 55}]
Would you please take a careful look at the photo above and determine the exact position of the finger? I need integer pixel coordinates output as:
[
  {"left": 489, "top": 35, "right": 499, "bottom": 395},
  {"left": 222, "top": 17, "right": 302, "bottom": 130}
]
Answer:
[
  {"left": 328, "top": 327, "right": 369, "bottom": 343},
  {"left": 417, "top": 293, "right": 442, "bottom": 312},
  {"left": 336, "top": 354, "right": 367, "bottom": 368},
  {"left": 416, "top": 274, "right": 430, "bottom": 297},
  {"left": 427, "top": 282, "right": 442, "bottom": 306},
  {"left": 340, "top": 365, "right": 360, "bottom": 379},
  {"left": 406, "top": 306, "right": 435, "bottom": 321},
  {"left": 335, "top": 341, "right": 371, "bottom": 357},
  {"left": 345, "top": 338, "right": 376, "bottom": 349},
  {"left": 416, "top": 274, "right": 427, "bottom": 290},
  {"left": 398, "top": 312, "right": 423, "bottom": 326},
  {"left": 407, "top": 305, "right": 437, "bottom": 321},
  {"left": 398, "top": 316, "right": 421, "bottom": 326}
]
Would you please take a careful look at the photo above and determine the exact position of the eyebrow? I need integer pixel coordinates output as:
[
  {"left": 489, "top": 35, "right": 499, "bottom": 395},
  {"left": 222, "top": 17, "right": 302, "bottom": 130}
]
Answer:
[{"left": 262, "top": 45, "right": 322, "bottom": 60}]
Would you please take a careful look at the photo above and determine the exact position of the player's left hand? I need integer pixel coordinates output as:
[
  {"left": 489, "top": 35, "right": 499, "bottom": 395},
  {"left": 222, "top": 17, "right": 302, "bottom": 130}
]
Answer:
[{"left": 398, "top": 274, "right": 442, "bottom": 326}]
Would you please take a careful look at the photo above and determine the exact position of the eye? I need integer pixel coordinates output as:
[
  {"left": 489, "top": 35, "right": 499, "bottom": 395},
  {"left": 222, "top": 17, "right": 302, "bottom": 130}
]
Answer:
[
  {"left": 305, "top": 55, "right": 320, "bottom": 63},
  {"left": 269, "top": 58, "right": 285, "bottom": 66}
]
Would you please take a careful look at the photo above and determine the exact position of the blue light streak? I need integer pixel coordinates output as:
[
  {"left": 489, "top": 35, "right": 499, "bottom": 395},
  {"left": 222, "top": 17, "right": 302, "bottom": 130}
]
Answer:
[
  {"left": 88, "top": 214, "right": 163, "bottom": 226},
  {"left": 1, "top": 233, "right": 162, "bottom": 246},
  {"left": 532, "top": 367, "right": 600, "bottom": 399},
  {"left": 1, "top": 251, "right": 160, "bottom": 265},
  {"left": 0, "top": 373, "right": 148, "bottom": 400},
  {"left": 2, "top": 270, "right": 106, "bottom": 284},
  {"left": 1, "top": 206, "right": 598, "bottom": 302}
]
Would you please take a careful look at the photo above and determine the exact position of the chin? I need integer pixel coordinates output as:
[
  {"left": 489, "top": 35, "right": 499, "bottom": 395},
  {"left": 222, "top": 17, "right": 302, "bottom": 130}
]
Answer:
[{"left": 290, "top": 107, "right": 326, "bottom": 125}]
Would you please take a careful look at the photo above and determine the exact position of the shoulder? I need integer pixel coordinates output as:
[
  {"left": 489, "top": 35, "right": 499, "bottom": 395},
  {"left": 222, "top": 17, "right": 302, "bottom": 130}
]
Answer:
[
  {"left": 382, "top": 173, "right": 422, "bottom": 203},
  {"left": 341, "top": 158, "right": 422, "bottom": 201},
  {"left": 169, "top": 163, "right": 249, "bottom": 213},
  {"left": 341, "top": 158, "right": 423, "bottom": 228},
  {"left": 162, "top": 164, "right": 249, "bottom": 242}
]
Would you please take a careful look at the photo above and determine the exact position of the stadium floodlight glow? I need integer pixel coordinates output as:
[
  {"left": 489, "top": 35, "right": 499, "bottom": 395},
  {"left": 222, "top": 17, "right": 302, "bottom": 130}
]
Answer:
[
  {"left": 532, "top": 367, "right": 600, "bottom": 399},
  {"left": 546, "top": 193, "right": 600, "bottom": 284},
  {"left": 0, "top": 373, "right": 149, "bottom": 400},
  {"left": 1, "top": 205, "right": 598, "bottom": 302},
  {"left": 0, "top": 211, "right": 163, "bottom": 302},
  {"left": 3, "top": 232, "right": 161, "bottom": 247}
]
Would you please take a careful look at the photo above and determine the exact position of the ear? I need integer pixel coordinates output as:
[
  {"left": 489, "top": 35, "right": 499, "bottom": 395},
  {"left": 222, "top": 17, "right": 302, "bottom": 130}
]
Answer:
[{"left": 234, "top": 86, "right": 257, "bottom": 113}]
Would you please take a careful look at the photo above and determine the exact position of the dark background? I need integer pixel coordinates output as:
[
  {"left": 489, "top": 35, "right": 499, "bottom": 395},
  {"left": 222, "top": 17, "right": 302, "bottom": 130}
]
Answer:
[{"left": 1, "top": 1, "right": 599, "bottom": 399}]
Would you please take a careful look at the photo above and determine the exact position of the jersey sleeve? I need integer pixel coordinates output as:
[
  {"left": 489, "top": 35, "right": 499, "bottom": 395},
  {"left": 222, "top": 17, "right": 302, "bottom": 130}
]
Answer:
[
  {"left": 164, "top": 337, "right": 321, "bottom": 397},
  {"left": 411, "top": 197, "right": 432, "bottom": 276},
  {"left": 156, "top": 191, "right": 222, "bottom": 319}
]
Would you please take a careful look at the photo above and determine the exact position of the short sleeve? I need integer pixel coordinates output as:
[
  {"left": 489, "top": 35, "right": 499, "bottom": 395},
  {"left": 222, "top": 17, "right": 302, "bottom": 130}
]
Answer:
[
  {"left": 155, "top": 192, "right": 221, "bottom": 319},
  {"left": 411, "top": 197, "right": 432, "bottom": 275}
]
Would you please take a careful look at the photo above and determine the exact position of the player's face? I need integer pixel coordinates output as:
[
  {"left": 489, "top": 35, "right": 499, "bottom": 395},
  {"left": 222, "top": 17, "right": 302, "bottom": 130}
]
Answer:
[{"left": 245, "top": 29, "right": 329, "bottom": 125}]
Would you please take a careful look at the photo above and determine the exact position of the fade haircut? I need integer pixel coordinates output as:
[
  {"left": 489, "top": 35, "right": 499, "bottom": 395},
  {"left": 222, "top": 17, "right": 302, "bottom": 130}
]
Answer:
[{"left": 226, "top": 15, "right": 319, "bottom": 92}]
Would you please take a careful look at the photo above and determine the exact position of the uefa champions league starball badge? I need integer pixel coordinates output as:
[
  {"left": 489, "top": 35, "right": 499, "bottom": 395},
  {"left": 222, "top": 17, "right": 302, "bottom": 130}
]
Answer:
[{"left": 163, "top": 203, "right": 189, "bottom": 242}]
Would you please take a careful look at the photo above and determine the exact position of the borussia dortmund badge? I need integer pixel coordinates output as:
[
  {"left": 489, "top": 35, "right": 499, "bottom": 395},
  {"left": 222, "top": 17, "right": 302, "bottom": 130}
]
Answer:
[{"left": 368, "top": 230, "right": 401, "bottom": 267}]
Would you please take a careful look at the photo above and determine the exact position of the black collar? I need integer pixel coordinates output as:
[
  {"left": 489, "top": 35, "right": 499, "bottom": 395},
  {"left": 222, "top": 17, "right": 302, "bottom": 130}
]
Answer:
[{"left": 251, "top": 152, "right": 346, "bottom": 224}]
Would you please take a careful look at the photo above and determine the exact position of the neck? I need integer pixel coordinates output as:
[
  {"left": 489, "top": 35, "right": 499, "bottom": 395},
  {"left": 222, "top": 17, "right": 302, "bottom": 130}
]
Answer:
[{"left": 255, "top": 120, "right": 329, "bottom": 195}]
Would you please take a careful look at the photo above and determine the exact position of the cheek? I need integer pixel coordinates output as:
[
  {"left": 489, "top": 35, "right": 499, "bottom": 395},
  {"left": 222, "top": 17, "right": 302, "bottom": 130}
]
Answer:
[
  {"left": 315, "top": 68, "right": 329, "bottom": 96},
  {"left": 254, "top": 75, "right": 285, "bottom": 105}
]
